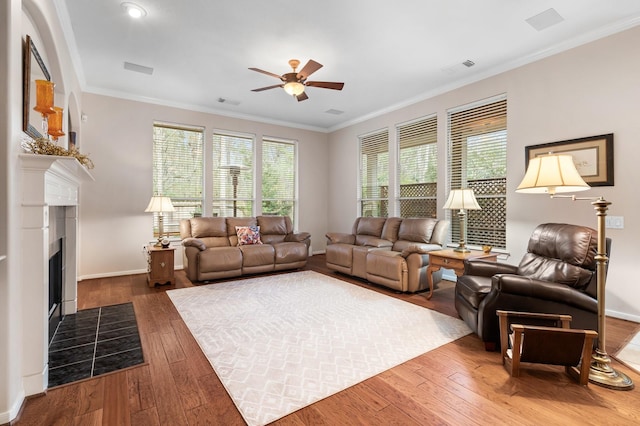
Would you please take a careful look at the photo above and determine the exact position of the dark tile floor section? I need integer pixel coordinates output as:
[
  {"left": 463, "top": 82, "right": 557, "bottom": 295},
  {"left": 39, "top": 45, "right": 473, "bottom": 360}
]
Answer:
[{"left": 48, "top": 302, "right": 144, "bottom": 388}]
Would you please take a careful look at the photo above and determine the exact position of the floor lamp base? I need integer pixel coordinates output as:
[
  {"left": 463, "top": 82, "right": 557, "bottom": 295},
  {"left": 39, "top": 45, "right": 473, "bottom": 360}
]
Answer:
[{"left": 589, "top": 351, "right": 634, "bottom": 390}]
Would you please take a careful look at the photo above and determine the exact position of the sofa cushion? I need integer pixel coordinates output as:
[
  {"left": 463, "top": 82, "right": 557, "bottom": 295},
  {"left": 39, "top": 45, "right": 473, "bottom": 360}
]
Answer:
[
  {"left": 236, "top": 225, "right": 263, "bottom": 246},
  {"left": 381, "top": 217, "right": 403, "bottom": 243},
  {"left": 272, "top": 242, "right": 308, "bottom": 264},
  {"left": 354, "top": 235, "right": 394, "bottom": 248},
  {"left": 397, "top": 218, "right": 437, "bottom": 243},
  {"left": 257, "top": 215, "right": 291, "bottom": 235},
  {"left": 239, "top": 244, "right": 275, "bottom": 266},
  {"left": 199, "top": 247, "right": 242, "bottom": 273},
  {"left": 355, "top": 217, "right": 387, "bottom": 237},
  {"left": 190, "top": 217, "right": 227, "bottom": 238}
]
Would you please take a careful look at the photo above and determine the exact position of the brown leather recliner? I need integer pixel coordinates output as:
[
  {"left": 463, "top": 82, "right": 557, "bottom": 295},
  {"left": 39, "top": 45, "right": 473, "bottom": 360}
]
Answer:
[{"left": 455, "top": 223, "right": 608, "bottom": 350}]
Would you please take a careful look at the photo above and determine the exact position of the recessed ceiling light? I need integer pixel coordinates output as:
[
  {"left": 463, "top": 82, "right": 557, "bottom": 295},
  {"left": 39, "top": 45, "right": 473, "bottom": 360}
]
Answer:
[{"left": 121, "top": 2, "right": 147, "bottom": 19}]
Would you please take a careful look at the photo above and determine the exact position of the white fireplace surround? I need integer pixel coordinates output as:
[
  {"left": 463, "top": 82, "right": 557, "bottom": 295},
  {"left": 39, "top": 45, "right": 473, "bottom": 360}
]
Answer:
[{"left": 19, "top": 154, "right": 93, "bottom": 395}]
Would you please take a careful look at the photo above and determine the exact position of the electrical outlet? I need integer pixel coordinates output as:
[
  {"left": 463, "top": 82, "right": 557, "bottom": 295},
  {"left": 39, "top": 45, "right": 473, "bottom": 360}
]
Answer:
[{"left": 605, "top": 216, "right": 624, "bottom": 229}]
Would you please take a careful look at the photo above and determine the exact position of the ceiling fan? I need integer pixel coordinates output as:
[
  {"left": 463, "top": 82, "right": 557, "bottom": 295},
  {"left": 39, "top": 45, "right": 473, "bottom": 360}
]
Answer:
[{"left": 249, "top": 59, "right": 344, "bottom": 102}]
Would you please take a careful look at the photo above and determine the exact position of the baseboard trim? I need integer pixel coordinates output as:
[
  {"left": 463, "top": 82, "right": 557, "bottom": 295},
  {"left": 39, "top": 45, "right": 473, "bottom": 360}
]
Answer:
[
  {"left": 607, "top": 309, "right": 640, "bottom": 324},
  {"left": 0, "top": 389, "right": 25, "bottom": 424},
  {"left": 79, "top": 267, "right": 183, "bottom": 281}
]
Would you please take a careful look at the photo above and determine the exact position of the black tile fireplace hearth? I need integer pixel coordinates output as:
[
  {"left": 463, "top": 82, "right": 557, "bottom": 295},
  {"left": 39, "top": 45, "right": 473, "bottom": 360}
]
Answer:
[{"left": 48, "top": 302, "right": 144, "bottom": 388}]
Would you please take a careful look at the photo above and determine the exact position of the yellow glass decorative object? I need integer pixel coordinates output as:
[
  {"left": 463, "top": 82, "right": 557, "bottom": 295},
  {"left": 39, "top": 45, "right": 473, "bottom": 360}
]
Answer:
[
  {"left": 33, "top": 79, "right": 55, "bottom": 116},
  {"left": 47, "top": 106, "right": 65, "bottom": 139}
]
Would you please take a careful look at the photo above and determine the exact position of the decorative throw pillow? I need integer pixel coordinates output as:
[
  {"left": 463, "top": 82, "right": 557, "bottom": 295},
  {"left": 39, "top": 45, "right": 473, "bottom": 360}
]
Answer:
[{"left": 235, "top": 225, "right": 263, "bottom": 246}]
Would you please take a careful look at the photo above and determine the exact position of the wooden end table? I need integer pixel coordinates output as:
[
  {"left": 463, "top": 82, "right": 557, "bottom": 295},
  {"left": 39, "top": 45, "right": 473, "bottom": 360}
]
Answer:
[
  {"left": 425, "top": 249, "right": 497, "bottom": 299},
  {"left": 146, "top": 246, "right": 175, "bottom": 287}
]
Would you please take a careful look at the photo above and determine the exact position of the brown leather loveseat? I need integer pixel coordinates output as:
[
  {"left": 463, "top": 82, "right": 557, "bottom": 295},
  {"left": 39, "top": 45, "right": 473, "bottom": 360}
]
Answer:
[
  {"left": 180, "top": 216, "right": 310, "bottom": 282},
  {"left": 325, "top": 217, "right": 449, "bottom": 292}
]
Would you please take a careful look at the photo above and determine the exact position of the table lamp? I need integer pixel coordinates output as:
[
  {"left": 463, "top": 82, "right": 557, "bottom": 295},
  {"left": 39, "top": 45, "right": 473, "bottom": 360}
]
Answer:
[
  {"left": 145, "top": 195, "right": 175, "bottom": 246},
  {"left": 443, "top": 188, "right": 481, "bottom": 253}
]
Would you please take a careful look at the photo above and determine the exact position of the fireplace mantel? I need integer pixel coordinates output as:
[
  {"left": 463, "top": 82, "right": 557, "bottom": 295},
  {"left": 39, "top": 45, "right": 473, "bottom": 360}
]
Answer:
[
  {"left": 19, "top": 153, "right": 94, "bottom": 205},
  {"left": 19, "top": 153, "right": 93, "bottom": 395}
]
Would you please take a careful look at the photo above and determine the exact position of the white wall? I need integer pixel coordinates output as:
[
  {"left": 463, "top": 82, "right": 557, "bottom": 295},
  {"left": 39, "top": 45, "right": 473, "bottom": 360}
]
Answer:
[
  {"left": 78, "top": 94, "right": 329, "bottom": 279},
  {"left": 328, "top": 26, "right": 640, "bottom": 322},
  {"left": 1, "top": 0, "right": 83, "bottom": 421}
]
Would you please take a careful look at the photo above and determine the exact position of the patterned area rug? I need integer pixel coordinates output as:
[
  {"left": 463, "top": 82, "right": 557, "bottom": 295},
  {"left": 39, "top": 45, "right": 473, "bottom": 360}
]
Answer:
[
  {"left": 168, "top": 270, "right": 471, "bottom": 426},
  {"left": 615, "top": 329, "right": 640, "bottom": 374}
]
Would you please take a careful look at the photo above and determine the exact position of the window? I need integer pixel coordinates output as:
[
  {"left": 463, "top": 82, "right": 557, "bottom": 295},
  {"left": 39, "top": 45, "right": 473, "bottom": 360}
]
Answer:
[
  {"left": 152, "top": 122, "right": 204, "bottom": 236},
  {"left": 359, "top": 129, "right": 389, "bottom": 217},
  {"left": 397, "top": 116, "right": 438, "bottom": 217},
  {"left": 262, "top": 138, "right": 297, "bottom": 222},
  {"left": 447, "top": 97, "right": 507, "bottom": 248},
  {"left": 212, "top": 131, "right": 254, "bottom": 217}
]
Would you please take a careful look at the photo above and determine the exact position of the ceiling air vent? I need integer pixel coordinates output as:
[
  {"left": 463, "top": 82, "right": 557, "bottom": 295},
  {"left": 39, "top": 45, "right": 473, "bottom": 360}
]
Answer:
[
  {"left": 325, "top": 109, "right": 344, "bottom": 115},
  {"left": 124, "top": 61, "right": 154, "bottom": 75},
  {"left": 462, "top": 60, "right": 475, "bottom": 68},
  {"left": 526, "top": 8, "right": 564, "bottom": 31}
]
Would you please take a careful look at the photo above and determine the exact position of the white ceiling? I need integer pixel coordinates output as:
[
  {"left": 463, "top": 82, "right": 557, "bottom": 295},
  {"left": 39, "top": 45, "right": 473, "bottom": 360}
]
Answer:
[{"left": 55, "top": 0, "right": 640, "bottom": 132}]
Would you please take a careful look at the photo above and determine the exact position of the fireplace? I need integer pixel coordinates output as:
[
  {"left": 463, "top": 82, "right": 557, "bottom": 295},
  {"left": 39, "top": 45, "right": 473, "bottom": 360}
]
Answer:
[
  {"left": 48, "top": 238, "right": 63, "bottom": 343},
  {"left": 20, "top": 154, "right": 93, "bottom": 395}
]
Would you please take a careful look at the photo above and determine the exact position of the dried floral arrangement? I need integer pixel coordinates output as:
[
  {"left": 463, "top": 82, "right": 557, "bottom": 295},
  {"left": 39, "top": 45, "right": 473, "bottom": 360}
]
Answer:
[{"left": 21, "top": 136, "right": 94, "bottom": 169}]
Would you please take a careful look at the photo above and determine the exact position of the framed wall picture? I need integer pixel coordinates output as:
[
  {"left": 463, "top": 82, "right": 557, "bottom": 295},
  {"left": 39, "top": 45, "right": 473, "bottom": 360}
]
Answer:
[{"left": 525, "top": 133, "right": 614, "bottom": 186}]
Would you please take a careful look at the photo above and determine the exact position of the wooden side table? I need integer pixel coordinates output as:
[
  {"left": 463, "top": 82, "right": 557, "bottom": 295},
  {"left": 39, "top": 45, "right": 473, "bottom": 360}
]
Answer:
[
  {"left": 146, "top": 246, "right": 175, "bottom": 287},
  {"left": 425, "top": 249, "right": 497, "bottom": 299}
]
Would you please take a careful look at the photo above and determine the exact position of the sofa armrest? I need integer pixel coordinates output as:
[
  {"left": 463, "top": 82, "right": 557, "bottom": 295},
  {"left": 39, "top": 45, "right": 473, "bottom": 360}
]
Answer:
[
  {"left": 492, "top": 274, "right": 597, "bottom": 313},
  {"left": 463, "top": 259, "right": 518, "bottom": 276},
  {"left": 400, "top": 244, "right": 442, "bottom": 258},
  {"left": 285, "top": 232, "right": 310, "bottom": 242},
  {"left": 182, "top": 237, "right": 207, "bottom": 251},
  {"left": 325, "top": 232, "right": 355, "bottom": 245}
]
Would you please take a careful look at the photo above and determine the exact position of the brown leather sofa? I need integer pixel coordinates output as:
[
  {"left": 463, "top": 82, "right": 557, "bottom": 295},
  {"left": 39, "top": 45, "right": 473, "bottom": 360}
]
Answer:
[
  {"left": 455, "top": 223, "right": 606, "bottom": 350},
  {"left": 325, "top": 217, "right": 449, "bottom": 292},
  {"left": 180, "top": 216, "right": 310, "bottom": 282}
]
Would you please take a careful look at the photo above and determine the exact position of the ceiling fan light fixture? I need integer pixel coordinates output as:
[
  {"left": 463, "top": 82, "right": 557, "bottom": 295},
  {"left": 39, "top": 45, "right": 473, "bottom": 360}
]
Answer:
[
  {"left": 121, "top": 2, "right": 147, "bottom": 19},
  {"left": 283, "top": 81, "right": 305, "bottom": 96}
]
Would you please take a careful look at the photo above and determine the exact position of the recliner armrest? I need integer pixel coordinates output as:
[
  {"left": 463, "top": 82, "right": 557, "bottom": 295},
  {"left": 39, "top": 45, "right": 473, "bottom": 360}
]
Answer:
[
  {"left": 325, "top": 232, "right": 355, "bottom": 245},
  {"left": 182, "top": 237, "right": 207, "bottom": 251},
  {"left": 464, "top": 259, "right": 518, "bottom": 276},
  {"left": 492, "top": 274, "right": 597, "bottom": 313}
]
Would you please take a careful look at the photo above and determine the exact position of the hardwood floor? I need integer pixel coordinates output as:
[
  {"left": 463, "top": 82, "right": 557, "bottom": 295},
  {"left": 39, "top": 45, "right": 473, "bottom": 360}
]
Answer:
[{"left": 12, "top": 255, "right": 640, "bottom": 425}]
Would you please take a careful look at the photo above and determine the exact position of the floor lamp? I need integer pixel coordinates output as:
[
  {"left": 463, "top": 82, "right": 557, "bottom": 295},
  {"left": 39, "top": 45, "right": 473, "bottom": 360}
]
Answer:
[
  {"left": 145, "top": 195, "right": 175, "bottom": 246},
  {"left": 516, "top": 153, "right": 633, "bottom": 390},
  {"left": 220, "top": 165, "right": 248, "bottom": 217},
  {"left": 443, "top": 188, "right": 481, "bottom": 253}
]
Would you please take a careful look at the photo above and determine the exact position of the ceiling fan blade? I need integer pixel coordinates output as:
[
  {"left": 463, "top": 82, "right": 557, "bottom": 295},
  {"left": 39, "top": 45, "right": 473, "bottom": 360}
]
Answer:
[
  {"left": 305, "top": 81, "right": 344, "bottom": 91},
  {"left": 297, "top": 60, "right": 322, "bottom": 80},
  {"left": 251, "top": 84, "right": 284, "bottom": 92},
  {"left": 296, "top": 91, "right": 309, "bottom": 102},
  {"left": 248, "top": 67, "right": 282, "bottom": 80}
]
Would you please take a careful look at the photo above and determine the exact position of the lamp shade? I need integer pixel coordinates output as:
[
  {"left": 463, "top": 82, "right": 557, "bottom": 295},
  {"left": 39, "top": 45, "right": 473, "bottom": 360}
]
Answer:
[
  {"left": 443, "top": 189, "right": 481, "bottom": 210},
  {"left": 144, "top": 196, "right": 175, "bottom": 213},
  {"left": 516, "top": 153, "right": 589, "bottom": 195}
]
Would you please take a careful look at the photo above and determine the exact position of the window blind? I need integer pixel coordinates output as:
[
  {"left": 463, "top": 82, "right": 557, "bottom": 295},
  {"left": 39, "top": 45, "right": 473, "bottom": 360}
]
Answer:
[
  {"left": 359, "top": 129, "right": 389, "bottom": 217},
  {"left": 397, "top": 115, "right": 437, "bottom": 218},
  {"left": 262, "top": 138, "right": 296, "bottom": 223},
  {"left": 212, "top": 131, "right": 254, "bottom": 217},
  {"left": 447, "top": 97, "right": 507, "bottom": 248},
  {"left": 152, "top": 122, "right": 204, "bottom": 236}
]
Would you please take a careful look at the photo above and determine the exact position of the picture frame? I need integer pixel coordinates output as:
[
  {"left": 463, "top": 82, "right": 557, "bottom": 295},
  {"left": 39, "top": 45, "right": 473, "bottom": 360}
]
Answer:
[{"left": 525, "top": 133, "right": 614, "bottom": 186}]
